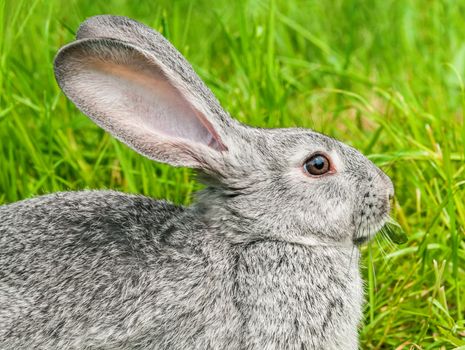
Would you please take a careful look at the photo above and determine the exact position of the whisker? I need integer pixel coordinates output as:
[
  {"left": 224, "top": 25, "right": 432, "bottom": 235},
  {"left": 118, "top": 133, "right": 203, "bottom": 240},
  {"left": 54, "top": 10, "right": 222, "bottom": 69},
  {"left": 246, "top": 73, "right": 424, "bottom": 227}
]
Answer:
[{"left": 346, "top": 245, "right": 356, "bottom": 278}]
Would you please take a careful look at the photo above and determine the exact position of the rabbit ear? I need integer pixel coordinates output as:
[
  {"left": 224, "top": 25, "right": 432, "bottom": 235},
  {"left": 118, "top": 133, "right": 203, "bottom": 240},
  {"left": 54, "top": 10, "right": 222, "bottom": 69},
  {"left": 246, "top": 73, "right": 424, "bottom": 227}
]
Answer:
[
  {"left": 74, "top": 16, "right": 234, "bottom": 132},
  {"left": 54, "top": 20, "right": 238, "bottom": 169},
  {"left": 76, "top": 15, "right": 167, "bottom": 44}
]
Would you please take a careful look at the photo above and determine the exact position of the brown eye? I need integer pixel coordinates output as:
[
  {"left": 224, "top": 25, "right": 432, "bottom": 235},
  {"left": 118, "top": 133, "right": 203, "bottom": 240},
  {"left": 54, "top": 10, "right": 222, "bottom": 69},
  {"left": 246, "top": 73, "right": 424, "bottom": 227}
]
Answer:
[{"left": 304, "top": 154, "right": 331, "bottom": 176}]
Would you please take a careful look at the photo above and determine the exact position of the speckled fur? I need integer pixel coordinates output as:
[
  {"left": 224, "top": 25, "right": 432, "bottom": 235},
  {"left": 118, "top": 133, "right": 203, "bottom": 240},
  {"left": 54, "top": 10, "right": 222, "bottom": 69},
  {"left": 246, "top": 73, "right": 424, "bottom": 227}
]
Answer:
[{"left": 0, "top": 15, "right": 393, "bottom": 349}]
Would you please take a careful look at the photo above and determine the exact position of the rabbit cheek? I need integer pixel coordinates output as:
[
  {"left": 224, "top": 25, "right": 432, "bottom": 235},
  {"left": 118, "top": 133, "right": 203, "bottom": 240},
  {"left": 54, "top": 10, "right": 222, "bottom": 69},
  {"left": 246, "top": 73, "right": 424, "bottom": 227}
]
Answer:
[
  {"left": 302, "top": 185, "right": 354, "bottom": 242},
  {"left": 286, "top": 169, "right": 354, "bottom": 242},
  {"left": 320, "top": 197, "right": 350, "bottom": 224}
]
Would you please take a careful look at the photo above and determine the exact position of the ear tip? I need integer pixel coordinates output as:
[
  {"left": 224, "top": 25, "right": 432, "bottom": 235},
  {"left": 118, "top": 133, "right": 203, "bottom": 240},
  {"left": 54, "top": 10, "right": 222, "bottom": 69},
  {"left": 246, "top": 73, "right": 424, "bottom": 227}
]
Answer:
[
  {"left": 52, "top": 38, "right": 119, "bottom": 87},
  {"left": 53, "top": 39, "right": 94, "bottom": 92},
  {"left": 53, "top": 45, "right": 69, "bottom": 87},
  {"left": 77, "top": 15, "right": 120, "bottom": 40},
  {"left": 53, "top": 44, "right": 80, "bottom": 99},
  {"left": 76, "top": 15, "right": 149, "bottom": 41}
]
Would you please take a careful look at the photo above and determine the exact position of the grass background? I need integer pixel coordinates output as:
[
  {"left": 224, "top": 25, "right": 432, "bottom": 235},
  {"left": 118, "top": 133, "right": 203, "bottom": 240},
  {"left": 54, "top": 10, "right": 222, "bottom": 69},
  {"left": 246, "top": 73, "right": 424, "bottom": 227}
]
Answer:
[{"left": 1, "top": 0, "right": 464, "bottom": 348}]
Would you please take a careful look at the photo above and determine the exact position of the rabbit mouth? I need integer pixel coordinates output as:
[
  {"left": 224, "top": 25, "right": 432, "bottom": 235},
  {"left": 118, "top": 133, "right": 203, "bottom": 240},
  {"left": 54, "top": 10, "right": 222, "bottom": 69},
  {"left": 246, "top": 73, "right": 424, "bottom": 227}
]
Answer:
[
  {"left": 353, "top": 235, "right": 370, "bottom": 245},
  {"left": 352, "top": 214, "right": 389, "bottom": 245}
]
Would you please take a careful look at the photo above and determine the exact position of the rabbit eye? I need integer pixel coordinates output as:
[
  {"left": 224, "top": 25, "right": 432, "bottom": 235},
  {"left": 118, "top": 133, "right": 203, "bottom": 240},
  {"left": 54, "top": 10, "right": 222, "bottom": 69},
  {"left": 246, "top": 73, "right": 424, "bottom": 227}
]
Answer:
[{"left": 303, "top": 154, "right": 331, "bottom": 176}]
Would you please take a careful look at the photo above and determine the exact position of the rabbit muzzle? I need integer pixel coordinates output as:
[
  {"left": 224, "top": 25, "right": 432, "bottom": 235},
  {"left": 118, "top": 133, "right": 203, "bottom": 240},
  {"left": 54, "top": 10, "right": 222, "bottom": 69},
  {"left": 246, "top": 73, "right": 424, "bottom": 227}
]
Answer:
[{"left": 352, "top": 167, "right": 394, "bottom": 245}]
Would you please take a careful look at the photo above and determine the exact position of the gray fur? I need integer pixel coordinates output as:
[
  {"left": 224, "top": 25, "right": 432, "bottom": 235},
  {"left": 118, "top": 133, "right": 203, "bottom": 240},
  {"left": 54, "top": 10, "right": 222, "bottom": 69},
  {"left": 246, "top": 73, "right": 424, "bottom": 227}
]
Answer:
[{"left": 0, "top": 15, "right": 393, "bottom": 349}]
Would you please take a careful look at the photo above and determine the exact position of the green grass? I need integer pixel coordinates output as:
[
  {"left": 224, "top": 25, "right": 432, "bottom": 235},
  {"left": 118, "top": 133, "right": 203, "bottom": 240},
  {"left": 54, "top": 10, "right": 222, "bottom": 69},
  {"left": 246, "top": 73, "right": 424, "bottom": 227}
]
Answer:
[{"left": 1, "top": 0, "right": 464, "bottom": 348}]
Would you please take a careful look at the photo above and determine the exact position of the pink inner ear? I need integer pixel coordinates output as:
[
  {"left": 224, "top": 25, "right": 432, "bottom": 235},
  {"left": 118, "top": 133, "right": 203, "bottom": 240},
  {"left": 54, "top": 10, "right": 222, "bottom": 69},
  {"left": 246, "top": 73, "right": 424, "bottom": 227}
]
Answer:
[{"left": 72, "top": 57, "right": 224, "bottom": 151}]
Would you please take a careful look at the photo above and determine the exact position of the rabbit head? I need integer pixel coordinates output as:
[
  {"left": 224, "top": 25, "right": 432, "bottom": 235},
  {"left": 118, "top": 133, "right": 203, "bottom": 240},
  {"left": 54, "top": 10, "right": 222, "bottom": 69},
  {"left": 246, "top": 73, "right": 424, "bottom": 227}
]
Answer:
[{"left": 54, "top": 15, "right": 393, "bottom": 247}]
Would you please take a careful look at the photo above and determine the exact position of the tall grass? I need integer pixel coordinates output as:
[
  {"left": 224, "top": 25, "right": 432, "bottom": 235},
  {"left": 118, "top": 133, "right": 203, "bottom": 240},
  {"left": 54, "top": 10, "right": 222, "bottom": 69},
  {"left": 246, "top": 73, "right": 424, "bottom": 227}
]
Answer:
[{"left": 1, "top": 0, "right": 464, "bottom": 348}]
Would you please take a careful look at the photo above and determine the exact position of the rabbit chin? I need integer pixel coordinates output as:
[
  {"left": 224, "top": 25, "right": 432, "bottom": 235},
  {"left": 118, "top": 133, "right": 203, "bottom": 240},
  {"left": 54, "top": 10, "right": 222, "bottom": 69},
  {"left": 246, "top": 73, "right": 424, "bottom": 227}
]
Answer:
[{"left": 352, "top": 215, "right": 389, "bottom": 245}]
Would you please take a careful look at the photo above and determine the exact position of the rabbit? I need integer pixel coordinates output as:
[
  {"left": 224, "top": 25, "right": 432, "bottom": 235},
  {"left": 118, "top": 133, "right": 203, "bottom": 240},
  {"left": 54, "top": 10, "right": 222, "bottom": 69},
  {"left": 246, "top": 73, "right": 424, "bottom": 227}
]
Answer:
[{"left": 0, "top": 15, "right": 394, "bottom": 350}]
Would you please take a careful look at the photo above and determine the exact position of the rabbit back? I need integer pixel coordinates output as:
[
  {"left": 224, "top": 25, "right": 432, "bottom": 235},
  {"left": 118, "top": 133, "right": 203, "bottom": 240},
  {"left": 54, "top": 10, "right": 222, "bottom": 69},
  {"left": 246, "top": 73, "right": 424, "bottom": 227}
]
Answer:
[{"left": 0, "top": 191, "right": 241, "bottom": 349}]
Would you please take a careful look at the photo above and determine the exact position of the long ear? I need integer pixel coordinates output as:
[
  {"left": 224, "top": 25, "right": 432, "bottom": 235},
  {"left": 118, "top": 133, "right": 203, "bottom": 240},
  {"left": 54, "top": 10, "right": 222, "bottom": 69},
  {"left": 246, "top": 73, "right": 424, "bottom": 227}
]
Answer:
[
  {"left": 54, "top": 18, "right": 238, "bottom": 169},
  {"left": 75, "top": 16, "right": 233, "bottom": 134}
]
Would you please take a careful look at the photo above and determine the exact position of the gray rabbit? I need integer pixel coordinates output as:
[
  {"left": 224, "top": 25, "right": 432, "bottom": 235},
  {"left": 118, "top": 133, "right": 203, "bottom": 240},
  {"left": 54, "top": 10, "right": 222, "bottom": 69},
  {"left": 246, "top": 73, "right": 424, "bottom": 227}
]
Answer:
[{"left": 0, "top": 15, "right": 394, "bottom": 349}]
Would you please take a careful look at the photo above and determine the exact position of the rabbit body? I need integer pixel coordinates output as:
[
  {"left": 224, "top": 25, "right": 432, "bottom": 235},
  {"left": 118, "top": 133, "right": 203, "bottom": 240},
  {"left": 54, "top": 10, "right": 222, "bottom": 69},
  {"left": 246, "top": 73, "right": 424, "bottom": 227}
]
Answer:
[
  {"left": 1, "top": 190, "right": 361, "bottom": 349},
  {"left": 0, "top": 15, "right": 392, "bottom": 349}
]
